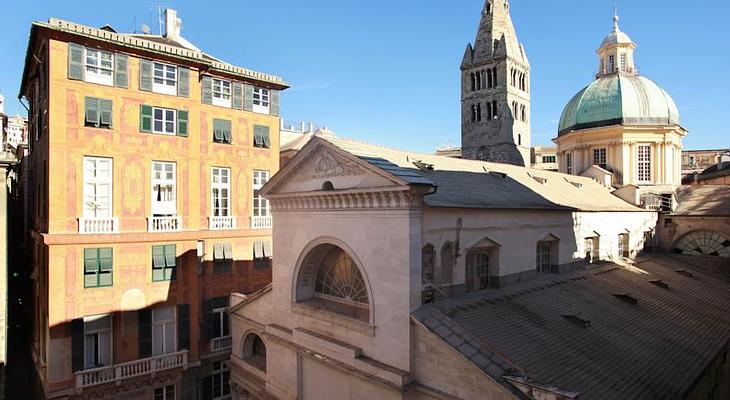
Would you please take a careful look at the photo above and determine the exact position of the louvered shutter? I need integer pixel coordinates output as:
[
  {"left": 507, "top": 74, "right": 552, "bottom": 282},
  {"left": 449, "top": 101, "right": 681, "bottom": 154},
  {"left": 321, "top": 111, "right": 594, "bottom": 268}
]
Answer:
[
  {"left": 232, "top": 82, "right": 243, "bottom": 109},
  {"left": 222, "top": 120, "right": 232, "bottom": 143},
  {"left": 253, "top": 126, "right": 263, "bottom": 147},
  {"left": 177, "top": 304, "right": 190, "bottom": 350},
  {"left": 140, "top": 105, "right": 153, "bottom": 132},
  {"left": 213, "top": 119, "right": 223, "bottom": 142},
  {"left": 114, "top": 53, "right": 129, "bottom": 88},
  {"left": 99, "top": 99, "right": 113, "bottom": 127},
  {"left": 243, "top": 84, "right": 254, "bottom": 111},
  {"left": 177, "top": 67, "right": 190, "bottom": 97},
  {"left": 261, "top": 126, "right": 271, "bottom": 148},
  {"left": 139, "top": 59, "right": 153, "bottom": 92},
  {"left": 84, "top": 97, "right": 100, "bottom": 127},
  {"left": 201, "top": 76, "right": 213, "bottom": 104},
  {"left": 68, "top": 43, "right": 84, "bottom": 80},
  {"left": 71, "top": 318, "right": 84, "bottom": 372},
  {"left": 177, "top": 110, "right": 188, "bottom": 137},
  {"left": 270, "top": 90, "right": 280, "bottom": 116},
  {"left": 138, "top": 309, "right": 152, "bottom": 358}
]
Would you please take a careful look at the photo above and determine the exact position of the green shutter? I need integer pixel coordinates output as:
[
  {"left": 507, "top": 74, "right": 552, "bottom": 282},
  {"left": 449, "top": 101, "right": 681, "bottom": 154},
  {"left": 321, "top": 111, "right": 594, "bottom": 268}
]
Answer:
[
  {"left": 177, "top": 110, "right": 188, "bottom": 137},
  {"left": 222, "top": 120, "right": 232, "bottom": 143},
  {"left": 84, "top": 97, "right": 100, "bottom": 127},
  {"left": 261, "top": 126, "right": 271, "bottom": 148},
  {"left": 177, "top": 67, "right": 190, "bottom": 97},
  {"left": 165, "top": 245, "right": 177, "bottom": 267},
  {"left": 98, "top": 248, "right": 113, "bottom": 270},
  {"left": 270, "top": 90, "right": 280, "bottom": 116},
  {"left": 99, "top": 99, "right": 113, "bottom": 127},
  {"left": 139, "top": 59, "right": 153, "bottom": 91},
  {"left": 152, "top": 245, "right": 165, "bottom": 268},
  {"left": 68, "top": 43, "right": 84, "bottom": 80},
  {"left": 253, "top": 125, "right": 263, "bottom": 147},
  {"left": 140, "top": 105, "right": 153, "bottom": 132},
  {"left": 114, "top": 53, "right": 129, "bottom": 88},
  {"left": 213, "top": 119, "right": 224, "bottom": 142},
  {"left": 84, "top": 248, "right": 98, "bottom": 272},
  {"left": 243, "top": 84, "right": 254, "bottom": 111},
  {"left": 201, "top": 76, "right": 213, "bottom": 104},
  {"left": 232, "top": 82, "right": 243, "bottom": 109}
]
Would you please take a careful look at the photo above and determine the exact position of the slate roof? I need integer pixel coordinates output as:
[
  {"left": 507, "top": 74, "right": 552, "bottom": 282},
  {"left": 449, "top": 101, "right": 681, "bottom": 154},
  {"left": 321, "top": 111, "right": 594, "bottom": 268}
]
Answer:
[
  {"left": 413, "top": 255, "right": 730, "bottom": 400},
  {"left": 673, "top": 185, "right": 730, "bottom": 216},
  {"left": 319, "top": 136, "right": 642, "bottom": 212}
]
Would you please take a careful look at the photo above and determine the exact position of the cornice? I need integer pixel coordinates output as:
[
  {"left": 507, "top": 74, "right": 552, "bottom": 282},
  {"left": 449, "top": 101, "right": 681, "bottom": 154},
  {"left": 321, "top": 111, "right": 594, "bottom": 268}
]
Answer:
[{"left": 271, "top": 189, "right": 423, "bottom": 212}]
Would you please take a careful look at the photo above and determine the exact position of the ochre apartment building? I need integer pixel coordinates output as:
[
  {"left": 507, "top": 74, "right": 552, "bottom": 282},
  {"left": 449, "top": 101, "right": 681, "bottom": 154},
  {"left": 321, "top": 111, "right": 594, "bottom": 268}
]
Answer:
[{"left": 19, "top": 9, "right": 286, "bottom": 399}]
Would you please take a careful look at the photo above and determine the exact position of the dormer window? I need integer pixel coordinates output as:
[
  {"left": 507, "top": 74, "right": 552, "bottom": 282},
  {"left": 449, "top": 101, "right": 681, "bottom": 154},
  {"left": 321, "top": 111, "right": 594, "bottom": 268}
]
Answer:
[
  {"left": 85, "top": 49, "right": 113, "bottom": 86},
  {"left": 252, "top": 87, "right": 270, "bottom": 114},
  {"left": 153, "top": 62, "right": 177, "bottom": 95}
]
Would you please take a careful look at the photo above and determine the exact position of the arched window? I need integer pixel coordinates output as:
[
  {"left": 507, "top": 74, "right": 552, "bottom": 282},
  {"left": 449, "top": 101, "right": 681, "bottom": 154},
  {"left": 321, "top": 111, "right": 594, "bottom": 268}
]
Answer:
[
  {"left": 439, "top": 242, "right": 454, "bottom": 285},
  {"left": 242, "top": 333, "right": 267, "bottom": 372},
  {"left": 487, "top": 69, "right": 493, "bottom": 88},
  {"left": 475, "top": 71, "right": 482, "bottom": 90},
  {"left": 422, "top": 244, "right": 435, "bottom": 284},
  {"left": 486, "top": 2, "right": 492, "bottom": 15},
  {"left": 476, "top": 103, "right": 482, "bottom": 122},
  {"left": 295, "top": 243, "right": 371, "bottom": 322},
  {"left": 466, "top": 252, "right": 490, "bottom": 292},
  {"left": 672, "top": 230, "right": 730, "bottom": 258},
  {"left": 520, "top": 105, "right": 526, "bottom": 122},
  {"left": 492, "top": 67, "right": 498, "bottom": 86},
  {"left": 470, "top": 73, "right": 476, "bottom": 92}
]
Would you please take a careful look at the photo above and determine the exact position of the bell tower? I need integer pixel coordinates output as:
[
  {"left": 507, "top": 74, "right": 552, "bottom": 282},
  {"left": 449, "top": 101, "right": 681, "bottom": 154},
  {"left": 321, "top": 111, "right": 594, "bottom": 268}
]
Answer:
[{"left": 461, "top": 0, "right": 531, "bottom": 166}]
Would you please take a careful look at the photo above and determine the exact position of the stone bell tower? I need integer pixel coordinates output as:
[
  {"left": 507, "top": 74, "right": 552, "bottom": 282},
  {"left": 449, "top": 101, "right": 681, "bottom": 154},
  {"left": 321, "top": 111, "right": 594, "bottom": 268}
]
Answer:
[{"left": 461, "top": 0, "right": 531, "bottom": 166}]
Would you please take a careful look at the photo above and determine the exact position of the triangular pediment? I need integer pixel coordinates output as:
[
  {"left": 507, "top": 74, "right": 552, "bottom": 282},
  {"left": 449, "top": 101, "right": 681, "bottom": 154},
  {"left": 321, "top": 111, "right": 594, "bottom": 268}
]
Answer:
[{"left": 262, "top": 137, "right": 408, "bottom": 196}]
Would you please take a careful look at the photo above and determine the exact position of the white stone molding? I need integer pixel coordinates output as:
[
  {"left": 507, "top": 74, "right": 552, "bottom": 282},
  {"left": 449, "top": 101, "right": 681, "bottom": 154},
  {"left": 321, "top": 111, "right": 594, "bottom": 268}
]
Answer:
[{"left": 270, "top": 189, "right": 422, "bottom": 212}]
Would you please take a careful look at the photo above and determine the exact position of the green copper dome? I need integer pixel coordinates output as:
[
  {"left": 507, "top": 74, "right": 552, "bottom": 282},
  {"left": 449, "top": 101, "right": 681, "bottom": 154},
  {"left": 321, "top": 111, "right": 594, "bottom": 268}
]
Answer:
[{"left": 558, "top": 75, "right": 680, "bottom": 136}]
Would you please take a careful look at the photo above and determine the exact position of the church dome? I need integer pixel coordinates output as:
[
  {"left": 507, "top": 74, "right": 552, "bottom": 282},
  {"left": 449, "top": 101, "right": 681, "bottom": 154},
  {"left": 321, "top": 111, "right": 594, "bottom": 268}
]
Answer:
[
  {"left": 558, "top": 74, "right": 681, "bottom": 136},
  {"left": 600, "top": 30, "right": 634, "bottom": 48}
]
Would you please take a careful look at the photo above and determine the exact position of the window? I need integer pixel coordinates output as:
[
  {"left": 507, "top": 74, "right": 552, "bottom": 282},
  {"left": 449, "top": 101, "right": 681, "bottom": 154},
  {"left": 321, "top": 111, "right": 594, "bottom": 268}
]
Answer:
[
  {"left": 518, "top": 134, "right": 522, "bottom": 146},
  {"left": 212, "top": 78, "right": 232, "bottom": 108},
  {"left": 252, "top": 87, "right": 270, "bottom": 114},
  {"left": 153, "top": 108, "right": 176, "bottom": 135},
  {"left": 212, "top": 168, "right": 231, "bottom": 217},
  {"left": 253, "top": 125, "right": 271, "bottom": 148},
  {"left": 152, "top": 162, "right": 176, "bottom": 216},
  {"left": 211, "top": 361, "right": 230, "bottom": 400},
  {"left": 470, "top": 72, "right": 476, "bottom": 92},
  {"left": 213, "top": 119, "right": 232, "bottom": 144},
  {"left": 152, "top": 306, "right": 176, "bottom": 356},
  {"left": 520, "top": 105, "right": 526, "bottom": 122},
  {"left": 210, "top": 303, "right": 230, "bottom": 339},
  {"left": 536, "top": 243, "right": 551, "bottom": 273},
  {"left": 85, "top": 49, "right": 113, "bottom": 85},
  {"left": 620, "top": 53, "right": 627, "bottom": 72},
  {"left": 253, "top": 170, "right": 270, "bottom": 218},
  {"left": 618, "top": 233, "right": 630, "bottom": 257},
  {"left": 83, "top": 157, "right": 112, "bottom": 218},
  {"left": 542, "top": 155, "right": 556, "bottom": 164},
  {"left": 84, "top": 248, "right": 113, "bottom": 288},
  {"left": 84, "top": 315, "right": 112, "bottom": 369},
  {"left": 466, "top": 252, "right": 490, "bottom": 292},
  {"left": 213, "top": 243, "right": 233, "bottom": 274},
  {"left": 593, "top": 148, "right": 607, "bottom": 169},
  {"left": 608, "top": 55, "right": 615, "bottom": 73},
  {"left": 253, "top": 240, "right": 272, "bottom": 270},
  {"left": 153, "top": 62, "right": 177, "bottom": 95},
  {"left": 585, "top": 237, "right": 599, "bottom": 263},
  {"left": 154, "top": 385, "right": 176, "bottom": 400},
  {"left": 84, "top": 97, "right": 113, "bottom": 128},
  {"left": 566, "top": 152, "right": 573, "bottom": 174},
  {"left": 638, "top": 145, "right": 652, "bottom": 182},
  {"left": 315, "top": 247, "right": 369, "bottom": 305},
  {"left": 152, "top": 244, "right": 176, "bottom": 282}
]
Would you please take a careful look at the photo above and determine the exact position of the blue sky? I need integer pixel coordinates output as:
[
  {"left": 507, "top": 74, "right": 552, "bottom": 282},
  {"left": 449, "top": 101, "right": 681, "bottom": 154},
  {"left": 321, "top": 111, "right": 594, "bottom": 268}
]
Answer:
[{"left": 1, "top": 0, "right": 728, "bottom": 152}]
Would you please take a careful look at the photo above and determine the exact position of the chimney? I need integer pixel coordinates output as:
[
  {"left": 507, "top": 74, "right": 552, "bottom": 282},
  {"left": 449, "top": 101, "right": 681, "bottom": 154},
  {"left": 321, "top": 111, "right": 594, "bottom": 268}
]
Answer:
[{"left": 164, "top": 9, "right": 182, "bottom": 39}]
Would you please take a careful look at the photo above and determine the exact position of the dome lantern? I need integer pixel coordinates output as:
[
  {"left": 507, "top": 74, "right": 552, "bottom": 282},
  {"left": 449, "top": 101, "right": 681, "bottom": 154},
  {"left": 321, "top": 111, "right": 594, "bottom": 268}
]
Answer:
[{"left": 596, "top": 9, "right": 637, "bottom": 78}]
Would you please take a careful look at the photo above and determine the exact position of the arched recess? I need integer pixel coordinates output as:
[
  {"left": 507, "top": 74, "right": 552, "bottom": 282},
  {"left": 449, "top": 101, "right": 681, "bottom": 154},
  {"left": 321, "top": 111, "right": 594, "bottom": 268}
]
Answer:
[
  {"left": 672, "top": 230, "right": 730, "bottom": 258},
  {"left": 422, "top": 244, "right": 435, "bottom": 284},
  {"left": 241, "top": 331, "right": 267, "bottom": 372},
  {"left": 439, "top": 242, "right": 455, "bottom": 285},
  {"left": 464, "top": 237, "right": 500, "bottom": 292},
  {"left": 292, "top": 238, "right": 374, "bottom": 323}
]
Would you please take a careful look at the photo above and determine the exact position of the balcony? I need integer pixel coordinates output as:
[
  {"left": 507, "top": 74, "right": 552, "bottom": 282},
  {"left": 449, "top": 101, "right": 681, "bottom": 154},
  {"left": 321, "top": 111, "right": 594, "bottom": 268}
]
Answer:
[
  {"left": 209, "top": 216, "right": 237, "bottom": 230},
  {"left": 251, "top": 216, "right": 272, "bottom": 229},
  {"left": 148, "top": 216, "right": 182, "bottom": 232},
  {"left": 79, "top": 217, "right": 119, "bottom": 234},
  {"left": 210, "top": 335, "right": 232, "bottom": 353},
  {"left": 75, "top": 350, "right": 188, "bottom": 390}
]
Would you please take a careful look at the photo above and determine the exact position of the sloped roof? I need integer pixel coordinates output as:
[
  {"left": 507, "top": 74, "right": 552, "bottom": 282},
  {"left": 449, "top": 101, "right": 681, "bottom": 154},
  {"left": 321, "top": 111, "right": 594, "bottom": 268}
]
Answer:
[
  {"left": 673, "top": 185, "right": 730, "bottom": 216},
  {"left": 413, "top": 255, "right": 730, "bottom": 399},
  {"left": 318, "top": 136, "right": 641, "bottom": 212}
]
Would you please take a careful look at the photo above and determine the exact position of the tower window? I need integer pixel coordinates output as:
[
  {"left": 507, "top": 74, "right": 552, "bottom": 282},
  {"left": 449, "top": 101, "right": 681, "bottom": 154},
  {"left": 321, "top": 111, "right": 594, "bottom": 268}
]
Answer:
[
  {"left": 477, "top": 103, "right": 482, "bottom": 122},
  {"left": 494, "top": 39, "right": 499, "bottom": 52},
  {"left": 492, "top": 67, "right": 497, "bottom": 86},
  {"left": 480, "top": 70, "right": 487, "bottom": 90},
  {"left": 470, "top": 73, "right": 476, "bottom": 92},
  {"left": 593, "top": 148, "right": 607, "bottom": 169},
  {"left": 520, "top": 105, "right": 526, "bottom": 122},
  {"left": 492, "top": 101, "right": 498, "bottom": 119},
  {"left": 518, "top": 134, "right": 522, "bottom": 146},
  {"left": 620, "top": 53, "right": 627, "bottom": 72},
  {"left": 608, "top": 55, "right": 615, "bottom": 73},
  {"left": 487, "top": 70, "right": 493, "bottom": 88},
  {"left": 476, "top": 71, "right": 482, "bottom": 91},
  {"left": 566, "top": 153, "right": 573, "bottom": 174},
  {"left": 486, "top": 2, "right": 492, "bottom": 15}
]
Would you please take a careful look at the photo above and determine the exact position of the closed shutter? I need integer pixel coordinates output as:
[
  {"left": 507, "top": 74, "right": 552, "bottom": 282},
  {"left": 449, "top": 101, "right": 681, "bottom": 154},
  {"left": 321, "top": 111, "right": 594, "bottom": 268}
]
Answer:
[
  {"left": 140, "top": 105, "right": 153, "bottom": 132},
  {"left": 177, "top": 110, "right": 188, "bottom": 137},
  {"left": 68, "top": 43, "right": 85, "bottom": 80},
  {"left": 139, "top": 59, "right": 153, "bottom": 92},
  {"left": 84, "top": 97, "right": 100, "bottom": 126},
  {"left": 261, "top": 126, "right": 271, "bottom": 148},
  {"left": 201, "top": 76, "right": 213, "bottom": 104},
  {"left": 177, "top": 67, "right": 190, "bottom": 97},
  {"left": 99, "top": 99, "right": 113, "bottom": 127},
  {"left": 232, "top": 82, "right": 243, "bottom": 109},
  {"left": 263, "top": 239, "right": 273, "bottom": 258},
  {"left": 138, "top": 309, "right": 152, "bottom": 358},
  {"left": 243, "top": 84, "right": 254, "bottom": 111},
  {"left": 114, "top": 53, "right": 129, "bottom": 88},
  {"left": 270, "top": 90, "right": 280, "bottom": 116},
  {"left": 71, "top": 318, "right": 84, "bottom": 372},
  {"left": 177, "top": 304, "right": 190, "bottom": 350}
]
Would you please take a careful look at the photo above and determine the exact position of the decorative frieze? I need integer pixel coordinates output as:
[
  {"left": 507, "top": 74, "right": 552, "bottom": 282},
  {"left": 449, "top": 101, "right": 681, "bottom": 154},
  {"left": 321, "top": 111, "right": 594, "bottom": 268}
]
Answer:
[{"left": 271, "top": 190, "right": 422, "bottom": 212}]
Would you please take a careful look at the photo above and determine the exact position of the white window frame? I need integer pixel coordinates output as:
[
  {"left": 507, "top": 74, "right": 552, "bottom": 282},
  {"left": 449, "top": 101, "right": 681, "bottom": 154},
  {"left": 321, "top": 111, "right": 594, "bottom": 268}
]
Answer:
[
  {"left": 151, "top": 162, "right": 176, "bottom": 216},
  {"left": 637, "top": 145, "right": 652, "bottom": 183},
  {"left": 153, "top": 107, "right": 177, "bottom": 135},
  {"left": 154, "top": 385, "right": 176, "bottom": 400},
  {"left": 212, "top": 78, "right": 232, "bottom": 108},
  {"left": 252, "top": 87, "right": 270, "bottom": 114},
  {"left": 608, "top": 55, "right": 615, "bottom": 73},
  {"left": 152, "top": 306, "right": 176, "bottom": 356},
  {"left": 253, "top": 170, "right": 270, "bottom": 217},
  {"left": 211, "top": 167, "right": 231, "bottom": 217},
  {"left": 84, "top": 48, "right": 114, "bottom": 86},
  {"left": 153, "top": 62, "right": 178, "bottom": 95},
  {"left": 566, "top": 152, "right": 573, "bottom": 174},
  {"left": 83, "top": 314, "right": 113, "bottom": 370},
  {"left": 83, "top": 157, "right": 113, "bottom": 219},
  {"left": 211, "top": 361, "right": 231, "bottom": 400},
  {"left": 593, "top": 148, "right": 607, "bottom": 169},
  {"left": 211, "top": 307, "right": 229, "bottom": 340}
]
